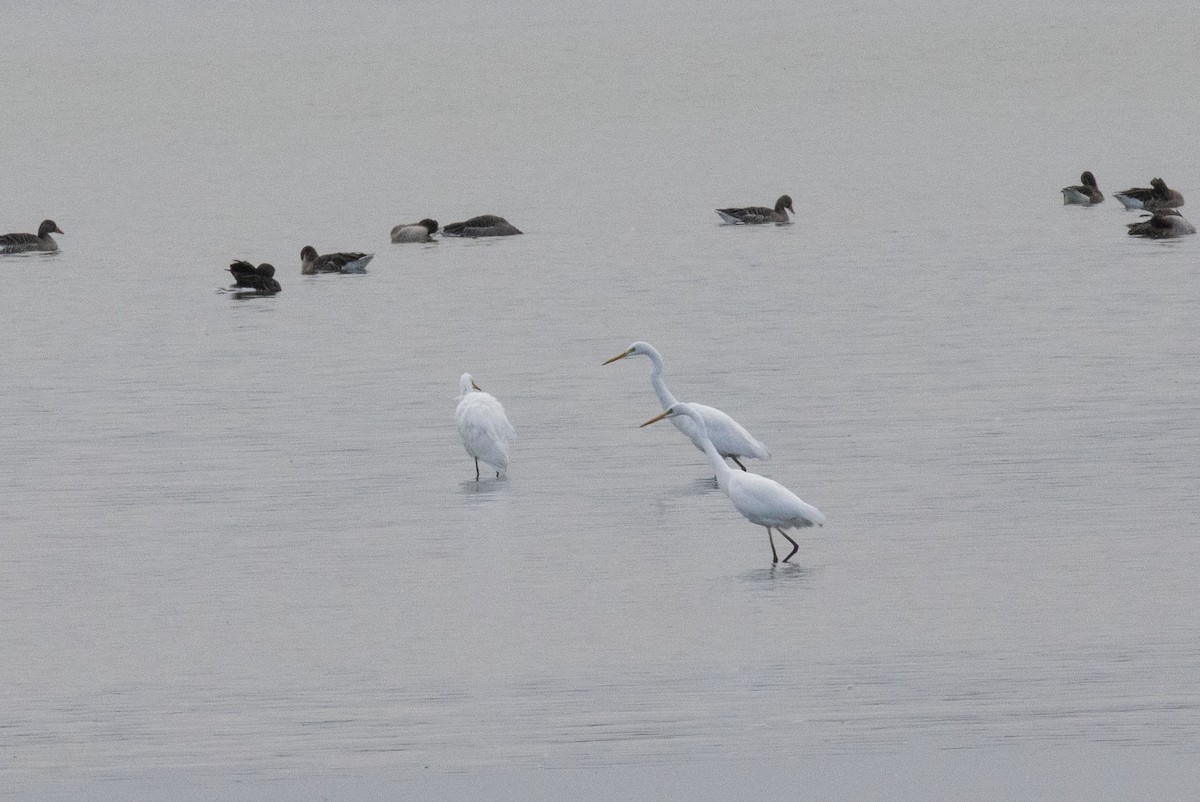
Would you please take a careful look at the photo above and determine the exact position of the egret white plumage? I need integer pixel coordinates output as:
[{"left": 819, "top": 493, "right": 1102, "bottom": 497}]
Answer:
[
  {"left": 641, "top": 403, "right": 824, "bottom": 563},
  {"left": 603, "top": 341, "right": 770, "bottom": 470},
  {"left": 455, "top": 373, "right": 516, "bottom": 480}
]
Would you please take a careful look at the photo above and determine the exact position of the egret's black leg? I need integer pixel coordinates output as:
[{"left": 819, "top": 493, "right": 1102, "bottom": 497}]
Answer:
[
  {"left": 767, "top": 527, "right": 779, "bottom": 563},
  {"left": 731, "top": 456, "right": 748, "bottom": 471},
  {"left": 474, "top": 458, "right": 480, "bottom": 481},
  {"left": 779, "top": 529, "right": 800, "bottom": 563}
]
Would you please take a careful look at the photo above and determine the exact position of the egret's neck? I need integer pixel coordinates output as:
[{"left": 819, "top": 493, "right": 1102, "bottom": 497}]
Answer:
[
  {"left": 690, "top": 414, "right": 733, "bottom": 492},
  {"left": 645, "top": 350, "right": 678, "bottom": 409}
]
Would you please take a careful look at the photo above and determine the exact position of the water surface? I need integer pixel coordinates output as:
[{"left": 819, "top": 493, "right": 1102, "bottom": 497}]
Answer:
[{"left": 2, "top": 0, "right": 1198, "bottom": 796}]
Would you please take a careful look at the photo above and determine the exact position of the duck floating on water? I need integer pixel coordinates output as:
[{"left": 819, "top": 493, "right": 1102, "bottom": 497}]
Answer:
[
  {"left": 227, "top": 260, "right": 282, "bottom": 294},
  {"left": 0, "top": 219, "right": 64, "bottom": 254},
  {"left": 390, "top": 219, "right": 439, "bottom": 243},
  {"left": 716, "top": 195, "right": 794, "bottom": 224},
  {"left": 1061, "top": 171, "right": 1104, "bottom": 205},
  {"left": 441, "top": 215, "right": 522, "bottom": 237},
  {"left": 1126, "top": 209, "right": 1195, "bottom": 239},
  {"left": 1114, "top": 178, "right": 1184, "bottom": 211},
  {"left": 300, "top": 245, "right": 373, "bottom": 274}
]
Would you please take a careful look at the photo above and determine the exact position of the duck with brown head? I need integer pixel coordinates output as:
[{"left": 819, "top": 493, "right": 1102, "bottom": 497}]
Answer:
[
  {"left": 227, "top": 260, "right": 282, "bottom": 293},
  {"left": 441, "top": 215, "right": 522, "bottom": 237},
  {"left": 1115, "top": 177, "right": 1185, "bottom": 211},
  {"left": 1061, "top": 171, "right": 1104, "bottom": 205},
  {"left": 1127, "top": 208, "right": 1195, "bottom": 238},
  {"left": 0, "top": 219, "right": 64, "bottom": 254},
  {"left": 390, "top": 218, "right": 439, "bottom": 243},
  {"left": 300, "top": 245, "right": 373, "bottom": 274},
  {"left": 715, "top": 195, "right": 794, "bottom": 224}
]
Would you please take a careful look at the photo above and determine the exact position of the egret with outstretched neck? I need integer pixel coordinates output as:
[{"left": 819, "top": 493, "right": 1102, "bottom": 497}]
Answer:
[
  {"left": 641, "top": 403, "right": 824, "bottom": 563},
  {"left": 603, "top": 341, "right": 770, "bottom": 470}
]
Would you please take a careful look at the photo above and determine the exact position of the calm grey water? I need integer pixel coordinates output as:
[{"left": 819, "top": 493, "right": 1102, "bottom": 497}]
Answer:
[{"left": 3, "top": 0, "right": 1199, "bottom": 797}]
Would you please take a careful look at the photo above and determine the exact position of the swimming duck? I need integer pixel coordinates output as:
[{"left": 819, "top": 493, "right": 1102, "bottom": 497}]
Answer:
[
  {"left": 390, "top": 219, "right": 439, "bottom": 243},
  {"left": 0, "top": 220, "right": 64, "bottom": 254},
  {"left": 1126, "top": 209, "right": 1195, "bottom": 238},
  {"left": 1061, "top": 171, "right": 1104, "bottom": 205},
  {"left": 716, "top": 195, "right": 794, "bottom": 224},
  {"left": 228, "top": 260, "right": 282, "bottom": 293},
  {"left": 1114, "top": 178, "right": 1184, "bottom": 211},
  {"left": 300, "top": 245, "right": 373, "bottom": 274},
  {"left": 441, "top": 215, "right": 522, "bottom": 237}
]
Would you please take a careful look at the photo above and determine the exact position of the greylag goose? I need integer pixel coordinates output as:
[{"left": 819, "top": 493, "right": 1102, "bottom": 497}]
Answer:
[
  {"left": 1114, "top": 178, "right": 1184, "bottom": 211},
  {"left": 228, "top": 260, "right": 282, "bottom": 293},
  {"left": 300, "top": 245, "right": 373, "bottom": 274},
  {"left": 716, "top": 195, "right": 794, "bottom": 224},
  {"left": 0, "top": 220, "right": 64, "bottom": 254},
  {"left": 390, "top": 218, "right": 439, "bottom": 243},
  {"left": 441, "top": 215, "right": 522, "bottom": 237},
  {"left": 1061, "top": 171, "right": 1104, "bottom": 205},
  {"left": 1126, "top": 209, "right": 1195, "bottom": 238}
]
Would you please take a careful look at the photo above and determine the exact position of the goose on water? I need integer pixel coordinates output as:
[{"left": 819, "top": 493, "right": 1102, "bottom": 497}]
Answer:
[
  {"left": 300, "top": 245, "right": 373, "bottom": 274},
  {"left": 0, "top": 220, "right": 64, "bottom": 254},
  {"left": 716, "top": 195, "right": 794, "bottom": 224}
]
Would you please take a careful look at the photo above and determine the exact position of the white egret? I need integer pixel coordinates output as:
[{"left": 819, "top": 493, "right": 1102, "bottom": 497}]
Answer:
[
  {"left": 603, "top": 341, "right": 770, "bottom": 470},
  {"left": 455, "top": 373, "right": 516, "bottom": 480},
  {"left": 642, "top": 403, "right": 824, "bottom": 563}
]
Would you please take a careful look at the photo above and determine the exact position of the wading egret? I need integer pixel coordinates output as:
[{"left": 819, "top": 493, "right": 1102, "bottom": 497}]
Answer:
[
  {"left": 603, "top": 341, "right": 770, "bottom": 470},
  {"left": 300, "top": 245, "right": 373, "bottom": 274},
  {"left": 0, "top": 220, "right": 63, "bottom": 254},
  {"left": 455, "top": 373, "right": 516, "bottom": 480},
  {"left": 715, "top": 195, "right": 794, "bottom": 224},
  {"left": 642, "top": 403, "right": 824, "bottom": 564}
]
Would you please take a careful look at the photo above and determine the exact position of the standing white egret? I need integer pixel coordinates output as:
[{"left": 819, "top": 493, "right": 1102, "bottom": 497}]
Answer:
[
  {"left": 642, "top": 403, "right": 824, "bottom": 563},
  {"left": 603, "top": 341, "right": 770, "bottom": 470},
  {"left": 455, "top": 373, "right": 516, "bottom": 480}
]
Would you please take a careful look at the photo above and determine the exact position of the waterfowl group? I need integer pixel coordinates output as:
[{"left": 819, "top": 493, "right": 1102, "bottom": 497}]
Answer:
[
  {"left": 0, "top": 220, "right": 64, "bottom": 254},
  {"left": 716, "top": 195, "right": 794, "bottom": 225},
  {"left": 300, "top": 245, "right": 374, "bottom": 274},
  {"left": 1065, "top": 172, "right": 1193, "bottom": 238}
]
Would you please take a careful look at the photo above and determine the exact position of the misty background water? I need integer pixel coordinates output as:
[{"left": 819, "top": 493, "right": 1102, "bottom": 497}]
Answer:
[{"left": 2, "top": 0, "right": 1199, "bottom": 794}]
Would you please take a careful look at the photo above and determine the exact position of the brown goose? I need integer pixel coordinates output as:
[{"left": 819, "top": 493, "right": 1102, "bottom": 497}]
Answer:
[
  {"left": 0, "top": 220, "right": 64, "bottom": 254},
  {"left": 1061, "top": 171, "right": 1104, "bottom": 205},
  {"left": 228, "top": 260, "right": 282, "bottom": 293},
  {"left": 441, "top": 215, "right": 522, "bottom": 237},
  {"left": 716, "top": 195, "right": 794, "bottom": 224},
  {"left": 390, "top": 218, "right": 439, "bottom": 243},
  {"left": 1126, "top": 209, "right": 1195, "bottom": 239},
  {"left": 300, "top": 245, "right": 373, "bottom": 274},
  {"left": 1114, "top": 178, "right": 1184, "bottom": 211}
]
